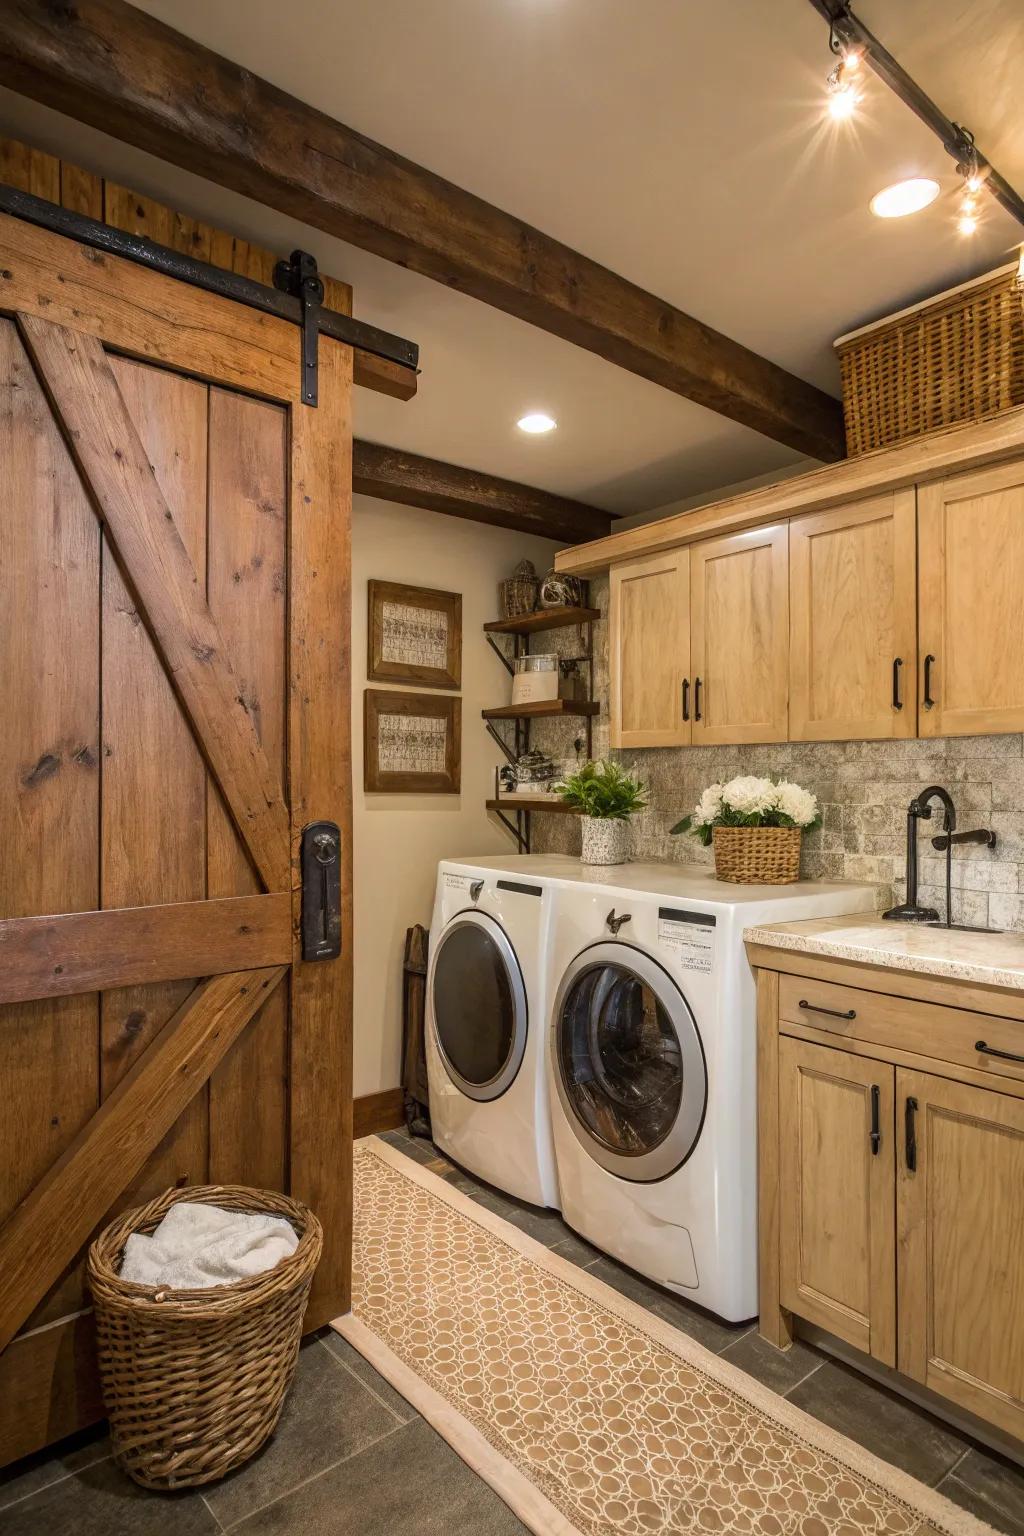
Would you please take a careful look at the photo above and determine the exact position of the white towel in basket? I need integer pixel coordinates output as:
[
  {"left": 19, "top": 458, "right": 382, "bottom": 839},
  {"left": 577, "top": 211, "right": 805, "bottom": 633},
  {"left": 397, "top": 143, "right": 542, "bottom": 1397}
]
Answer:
[{"left": 120, "top": 1201, "right": 298, "bottom": 1290}]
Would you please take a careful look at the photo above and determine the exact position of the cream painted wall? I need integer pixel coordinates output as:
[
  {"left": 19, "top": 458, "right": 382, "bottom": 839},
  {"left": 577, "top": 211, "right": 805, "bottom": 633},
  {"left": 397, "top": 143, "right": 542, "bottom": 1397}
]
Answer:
[{"left": 351, "top": 494, "right": 559, "bottom": 1098}]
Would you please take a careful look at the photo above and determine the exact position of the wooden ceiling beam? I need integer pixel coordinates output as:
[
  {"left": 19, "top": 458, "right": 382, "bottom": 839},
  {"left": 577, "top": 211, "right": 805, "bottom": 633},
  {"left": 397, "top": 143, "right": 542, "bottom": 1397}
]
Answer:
[
  {"left": 0, "top": 0, "right": 844, "bottom": 462},
  {"left": 352, "top": 440, "right": 613, "bottom": 545}
]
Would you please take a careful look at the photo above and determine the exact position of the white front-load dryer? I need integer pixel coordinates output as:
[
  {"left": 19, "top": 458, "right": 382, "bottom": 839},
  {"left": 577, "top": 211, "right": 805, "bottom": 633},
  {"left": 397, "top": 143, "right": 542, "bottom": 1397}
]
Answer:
[
  {"left": 425, "top": 856, "right": 559, "bottom": 1207},
  {"left": 545, "top": 863, "right": 876, "bottom": 1321}
]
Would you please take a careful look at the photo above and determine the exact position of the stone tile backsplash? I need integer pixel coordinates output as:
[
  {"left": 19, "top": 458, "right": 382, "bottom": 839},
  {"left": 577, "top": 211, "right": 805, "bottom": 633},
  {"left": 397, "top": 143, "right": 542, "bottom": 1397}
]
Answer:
[{"left": 528, "top": 576, "right": 1024, "bottom": 929}]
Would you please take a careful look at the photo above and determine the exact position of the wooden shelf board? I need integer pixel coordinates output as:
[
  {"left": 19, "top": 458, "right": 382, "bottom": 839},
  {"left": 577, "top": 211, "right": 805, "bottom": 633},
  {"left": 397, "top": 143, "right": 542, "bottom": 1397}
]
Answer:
[
  {"left": 483, "top": 606, "right": 600, "bottom": 635},
  {"left": 486, "top": 798, "right": 582, "bottom": 814},
  {"left": 481, "top": 700, "right": 599, "bottom": 720}
]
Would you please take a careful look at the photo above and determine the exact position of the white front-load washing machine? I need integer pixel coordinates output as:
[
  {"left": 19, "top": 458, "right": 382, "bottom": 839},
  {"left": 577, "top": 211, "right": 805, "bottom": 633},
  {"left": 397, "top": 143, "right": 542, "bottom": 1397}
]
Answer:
[
  {"left": 545, "top": 862, "right": 876, "bottom": 1322},
  {"left": 426, "top": 855, "right": 559, "bottom": 1207}
]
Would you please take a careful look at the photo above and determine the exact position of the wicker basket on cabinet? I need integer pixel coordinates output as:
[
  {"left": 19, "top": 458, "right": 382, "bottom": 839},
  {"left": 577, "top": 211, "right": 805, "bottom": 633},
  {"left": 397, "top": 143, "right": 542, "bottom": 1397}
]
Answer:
[
  {"left": 835, "top": 262, "right": 1024, "bottom": 456},
  {"left": 713, "top": 826, "right": 802, "bottom": 885},
  {"left": 88, "top": 1184, "right": 322, "bottom": 1490}
]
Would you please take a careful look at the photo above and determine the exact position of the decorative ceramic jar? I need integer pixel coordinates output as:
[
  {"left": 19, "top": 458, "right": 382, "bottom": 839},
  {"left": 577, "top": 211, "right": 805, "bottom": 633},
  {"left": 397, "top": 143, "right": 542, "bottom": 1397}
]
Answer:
[
  {"left": 580, "top": 818, "right": 630, "bottom": 866},
  {"left": 538, "top": 570, "right": 586, "bottom": 610}
]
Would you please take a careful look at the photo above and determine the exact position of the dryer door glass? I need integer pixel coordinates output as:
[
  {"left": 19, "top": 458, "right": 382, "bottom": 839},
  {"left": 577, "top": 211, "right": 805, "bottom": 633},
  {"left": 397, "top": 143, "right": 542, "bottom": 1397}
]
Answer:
[
  {"left": 431, "top": 917, "right": 527, "bottom": 1102},
  {"left": 555, "top": 945, "right": 706, "bottom": 1181}
]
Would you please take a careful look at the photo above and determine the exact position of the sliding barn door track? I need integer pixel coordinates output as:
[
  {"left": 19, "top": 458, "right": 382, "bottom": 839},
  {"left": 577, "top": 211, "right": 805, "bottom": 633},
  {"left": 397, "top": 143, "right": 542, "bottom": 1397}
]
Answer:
[{"left": 0, "top": 181, "right": 419, "bottom": 405}]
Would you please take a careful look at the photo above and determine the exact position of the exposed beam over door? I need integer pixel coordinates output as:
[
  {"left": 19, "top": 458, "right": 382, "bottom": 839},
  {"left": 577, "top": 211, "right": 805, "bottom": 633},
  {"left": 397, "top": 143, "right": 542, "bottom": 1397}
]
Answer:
[
  {"left": 353, "top": 440, "right": 614, "bottom": 545},
  {"left": 0, "top": 0, "right": 845, "bottom": 462}
]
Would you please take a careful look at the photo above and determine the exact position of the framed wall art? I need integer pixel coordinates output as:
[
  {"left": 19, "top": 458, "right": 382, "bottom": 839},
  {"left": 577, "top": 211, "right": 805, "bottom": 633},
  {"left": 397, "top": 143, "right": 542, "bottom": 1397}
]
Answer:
[
  {"left": 364, "top": 689, "right": 462, "bottom": 794},
  {"left": 367, "top": 580, "right": 462, "bottom": 691}
]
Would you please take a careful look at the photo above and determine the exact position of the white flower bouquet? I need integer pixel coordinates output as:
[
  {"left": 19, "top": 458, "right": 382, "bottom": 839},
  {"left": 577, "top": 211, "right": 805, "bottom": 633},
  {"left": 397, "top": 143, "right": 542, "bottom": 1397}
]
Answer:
[
  {"left": 672, "top": 776, "right": 820, "bottom": 884},
  {"left": 672, "top": 775, "right": 820, "bottom": 845}
]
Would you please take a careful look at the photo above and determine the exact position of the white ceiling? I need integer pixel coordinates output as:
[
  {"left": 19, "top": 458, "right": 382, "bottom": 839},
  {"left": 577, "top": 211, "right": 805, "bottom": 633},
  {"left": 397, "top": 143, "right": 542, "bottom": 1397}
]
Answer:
[{"left": 2, "top": 0, "right": 1021, "bottom": 515}]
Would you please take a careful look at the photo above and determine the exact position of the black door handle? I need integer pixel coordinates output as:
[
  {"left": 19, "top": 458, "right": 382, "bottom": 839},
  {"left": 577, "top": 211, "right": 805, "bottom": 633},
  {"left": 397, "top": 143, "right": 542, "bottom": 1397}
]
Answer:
[
  {"left": 905, "top": 1095, "right": 918, "bottom": 1172},
  {"left": 798, "top": 999, "right": 857, "bottom": 1021},
  {"left": 870, "top": 1084, "right": 881, "bottom": 1155},
  {"left": 975, "top": 1040, "right": 1024, "bottom": 1064},
  {"left": 694, "top": 676, "right": 702, "bottom": 722},
  {"left": 681, "top": 678, "right": 690, "bottom": 721},
  {"left": 892, "top": 656, "right": 903, "bottom": 710},
  {"left": 923, "top": 654, "right": 936, "bottom": 710}
]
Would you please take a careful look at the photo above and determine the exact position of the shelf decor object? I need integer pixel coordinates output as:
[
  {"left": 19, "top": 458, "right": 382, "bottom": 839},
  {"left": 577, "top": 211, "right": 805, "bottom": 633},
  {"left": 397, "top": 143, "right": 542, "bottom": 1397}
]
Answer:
[
  {"left": 497, "top": 558, "right": 539, "bottom": 619},
  {"left": 482, "top": 602, "right": 600, "bottom": 852},
  {"left": 367, "top": 580, "right": 462, "bottom": 691},
  {"left": 364, "top": 689, "right": 461, "bottom": 794}
]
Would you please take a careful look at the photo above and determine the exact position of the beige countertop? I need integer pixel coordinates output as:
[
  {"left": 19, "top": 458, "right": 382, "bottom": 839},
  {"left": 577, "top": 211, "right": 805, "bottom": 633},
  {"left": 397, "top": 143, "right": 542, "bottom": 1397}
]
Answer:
[{"left": 744, "top": 912, "right": 1024, "bottom": 992}]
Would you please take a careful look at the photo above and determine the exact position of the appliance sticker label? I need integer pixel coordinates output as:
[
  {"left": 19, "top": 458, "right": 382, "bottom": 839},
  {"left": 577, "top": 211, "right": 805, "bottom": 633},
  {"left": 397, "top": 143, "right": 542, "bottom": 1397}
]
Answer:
[
  {"left": 443, "top": 872, "right": 475, "bottom": 892},
  {"left": 658, "top": 916, "right": 715, "bottom": 972}
]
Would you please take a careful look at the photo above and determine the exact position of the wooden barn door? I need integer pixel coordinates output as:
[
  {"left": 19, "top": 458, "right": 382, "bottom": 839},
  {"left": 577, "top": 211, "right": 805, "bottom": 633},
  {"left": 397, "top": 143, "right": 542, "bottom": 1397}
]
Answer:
[{"left": 0, "top": 211, "right": 352, "bottom": 1465}]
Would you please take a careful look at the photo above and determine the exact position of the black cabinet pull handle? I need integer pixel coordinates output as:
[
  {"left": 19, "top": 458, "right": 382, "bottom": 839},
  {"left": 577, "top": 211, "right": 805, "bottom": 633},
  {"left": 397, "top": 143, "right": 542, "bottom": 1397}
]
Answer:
[
  {"left": 975, "top": 1039, "right": 1024, "bottom": 1064},
  {"left": 798, "top": 998, "right": 856, "bottom": 1021},
  {"left": 892, "top": 656, "right": 903, "bottom": 710},
  {"left": 870, "top": 1084, "right": 881, "bottom": 1155},
  {"left": 681, "top": 678, "right": 690, "bottom": 721},
  {"left": 905, "top": 1095, "right": 918, "bottom": 1172},
  {"left": 694, "top": 676, "right": 702, "bottom": 722},
  {"left": 923, "top": 653, "right": 936, "bottom": 710}
]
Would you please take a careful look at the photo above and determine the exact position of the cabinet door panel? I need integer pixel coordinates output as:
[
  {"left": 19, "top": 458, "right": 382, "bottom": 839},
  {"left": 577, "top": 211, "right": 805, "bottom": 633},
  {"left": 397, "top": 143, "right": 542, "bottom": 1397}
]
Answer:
[
  {"left": 919, "top": 461, "right": 1024, "bottom": 735},
  {"left": 779, "top": 1037, "right": 896, "bottom": 1364},
  {"left": 897, "top": 1069, "right": 1024, "bottom": 1438},
  {"left": 690, "top": 525, "right": 788, "bottom": 744},
  {"left": 609, "top": 550, "right": 689, "bottom": 748},
  {"left": 790, "top": 492, "right": 917, "bottom": 741}
]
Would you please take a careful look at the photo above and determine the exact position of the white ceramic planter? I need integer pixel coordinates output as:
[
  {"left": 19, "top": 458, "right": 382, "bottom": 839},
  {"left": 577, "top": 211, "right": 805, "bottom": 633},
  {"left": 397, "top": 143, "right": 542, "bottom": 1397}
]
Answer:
[{"left": 580, "top": 817, "right": 630, "bottom": 866}]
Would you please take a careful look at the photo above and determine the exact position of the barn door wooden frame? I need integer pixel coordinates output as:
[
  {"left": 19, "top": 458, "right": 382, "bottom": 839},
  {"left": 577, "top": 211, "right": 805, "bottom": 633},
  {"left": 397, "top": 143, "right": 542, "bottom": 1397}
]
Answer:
[{"left": 0, "top": 208, "right": 352, "bottom": 1459}]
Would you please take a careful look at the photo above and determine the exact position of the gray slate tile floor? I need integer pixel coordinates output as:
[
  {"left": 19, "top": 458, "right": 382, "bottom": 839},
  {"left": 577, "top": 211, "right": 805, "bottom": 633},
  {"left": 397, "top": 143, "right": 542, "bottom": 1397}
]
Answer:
[{"left": 3, "top": 1123, "right": 1023, "bottom": 1535}]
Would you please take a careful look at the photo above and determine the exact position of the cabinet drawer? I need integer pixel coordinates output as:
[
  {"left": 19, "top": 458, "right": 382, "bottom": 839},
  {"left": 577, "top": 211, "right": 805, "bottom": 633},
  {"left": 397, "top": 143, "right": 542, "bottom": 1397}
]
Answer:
[{"left": 778, "top": 974, "right": 1024, "bottom": 1086}]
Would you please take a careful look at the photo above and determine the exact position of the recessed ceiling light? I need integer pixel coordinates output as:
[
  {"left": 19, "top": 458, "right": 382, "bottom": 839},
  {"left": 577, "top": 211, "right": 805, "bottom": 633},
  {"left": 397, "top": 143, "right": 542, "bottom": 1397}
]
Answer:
[
  {"left": 869, "top": 178, "right": 940, "bottom": 219},
  {"left": 517, "top": 412, "right": 557, "bottom": 434}
]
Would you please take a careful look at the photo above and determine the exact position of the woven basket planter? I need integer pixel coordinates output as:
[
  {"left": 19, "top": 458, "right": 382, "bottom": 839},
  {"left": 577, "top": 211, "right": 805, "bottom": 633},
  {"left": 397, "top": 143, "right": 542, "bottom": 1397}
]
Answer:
[
  {"left": 835, "top": 262, "right": 1024, "bottom": 456},
  {"left": 88, "top": 1184, "right": 322, "bottom": 1491},
  {"left": 713, "top": 826, "right": 802, "bottom": 885}
]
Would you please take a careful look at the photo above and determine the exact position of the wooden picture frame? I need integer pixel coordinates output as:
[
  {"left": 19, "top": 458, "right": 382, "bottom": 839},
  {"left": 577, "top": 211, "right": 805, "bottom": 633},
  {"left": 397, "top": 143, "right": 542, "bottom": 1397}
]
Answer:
[
  {"left": 367, "top": 580, "right": 462, "bottom": 690},
  {"left": 364, "top": 689, "right": 462, "bottom": 794}
]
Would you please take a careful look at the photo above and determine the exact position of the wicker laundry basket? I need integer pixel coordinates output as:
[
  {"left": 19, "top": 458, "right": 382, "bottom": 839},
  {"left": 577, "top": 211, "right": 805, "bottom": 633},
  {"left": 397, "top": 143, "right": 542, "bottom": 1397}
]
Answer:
[
  {"left": 835, "top": 261, "right": 1024, "bottom": 456},
  {"left": 88, "top": 1184, "right": 322, "bottom": 1490},
  {"left": 713, "top": 826, "right": 802, "bottom": 884}
]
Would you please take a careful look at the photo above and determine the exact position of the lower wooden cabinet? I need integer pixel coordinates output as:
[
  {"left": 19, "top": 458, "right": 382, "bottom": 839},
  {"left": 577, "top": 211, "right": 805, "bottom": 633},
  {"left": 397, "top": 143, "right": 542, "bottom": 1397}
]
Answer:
[
  {"left": 762, "top": 987, "right": 1024, "bottom": 1446},
  {"left": 897, "top": 1068, "right": 1024, "bottom": 1440},
  {"left": 778, "top": 1038, "right": 896, "bottom": 1365}
]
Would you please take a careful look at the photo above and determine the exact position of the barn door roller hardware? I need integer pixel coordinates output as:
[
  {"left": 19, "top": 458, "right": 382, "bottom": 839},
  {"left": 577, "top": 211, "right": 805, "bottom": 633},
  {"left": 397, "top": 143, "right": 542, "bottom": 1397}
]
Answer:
[
  {"left": 274, "top": 249, "right": 323, "bottom": 405},
  {"left": 300, "top": 820, "right": 342, "bottom": 961},
  {"left": 0, "top": 181, "right": 419, "bottom": 405}
]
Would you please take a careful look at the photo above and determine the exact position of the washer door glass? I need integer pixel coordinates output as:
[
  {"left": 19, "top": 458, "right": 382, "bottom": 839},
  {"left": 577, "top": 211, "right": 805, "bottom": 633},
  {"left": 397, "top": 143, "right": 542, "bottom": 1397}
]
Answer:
[
  {"left": 431, "top": 915, "right": 527, "bottom": 1101},
  {"left": 554, "top": 944, "right": 706, "bottom": 1181}
]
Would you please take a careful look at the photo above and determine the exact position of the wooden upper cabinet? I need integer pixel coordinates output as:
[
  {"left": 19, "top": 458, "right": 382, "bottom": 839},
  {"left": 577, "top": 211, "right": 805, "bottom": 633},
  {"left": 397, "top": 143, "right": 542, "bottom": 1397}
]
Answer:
[
  {"left": 789, "top": 492, "right": 917, "bottom": 742},
  {"left": 609, "top": 549, "right": 690, "bottom": 748},
  {"left": 918, "top": 460, "right": 1024, "bottom": 736},
  {"left": 689, "top": 524, "right": 788, "bottom": 745},
  {"left": 897, "top": 1069, "right": 1024, "bottom": 1439},
  {"left": 779, "top": 1037, "right": 896, "bottom": 1366}
]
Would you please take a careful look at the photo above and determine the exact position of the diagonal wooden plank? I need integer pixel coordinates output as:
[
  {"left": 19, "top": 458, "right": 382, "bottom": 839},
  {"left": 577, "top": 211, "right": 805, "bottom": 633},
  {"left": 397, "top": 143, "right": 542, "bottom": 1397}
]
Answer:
[
  {"left": 0, "top": 892, "right": 291, "bottom": 1006},
  {"left": 17, "top": 314, "right": 291, "bottom": 893},
  {"left": 0, "top": 966, "right": 285, "bottom": 1354}
]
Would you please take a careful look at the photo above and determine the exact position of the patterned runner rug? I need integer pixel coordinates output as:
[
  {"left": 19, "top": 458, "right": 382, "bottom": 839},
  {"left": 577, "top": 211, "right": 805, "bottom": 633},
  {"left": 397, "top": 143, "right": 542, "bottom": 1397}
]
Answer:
[{"left": 334, "top": 1138, "right": 993, "bottom": 1536}]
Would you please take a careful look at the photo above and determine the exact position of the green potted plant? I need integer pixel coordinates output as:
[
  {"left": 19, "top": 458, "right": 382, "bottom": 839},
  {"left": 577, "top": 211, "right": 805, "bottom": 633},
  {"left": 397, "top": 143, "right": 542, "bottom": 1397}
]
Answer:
[
  {"left": 555, "top": 759, "right": 648, "bottom": 866},
  {"left": 671, "top": 775, "right": 820, "bottom": 884}
]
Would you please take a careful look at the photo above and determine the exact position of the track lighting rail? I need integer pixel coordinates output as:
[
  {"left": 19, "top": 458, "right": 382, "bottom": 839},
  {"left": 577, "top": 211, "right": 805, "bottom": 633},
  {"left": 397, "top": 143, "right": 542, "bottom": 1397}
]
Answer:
[{"left": 808, "top": 0, "right": 1024, "bottom": 233}]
